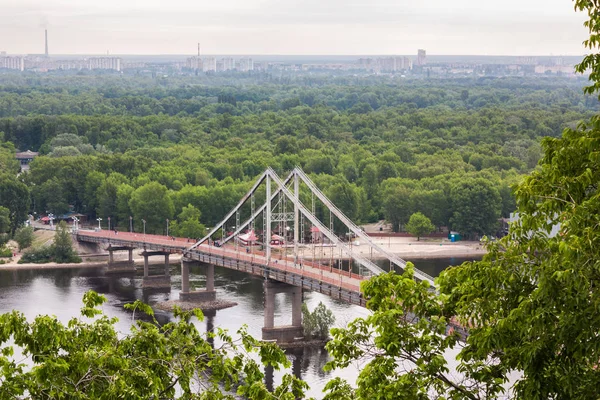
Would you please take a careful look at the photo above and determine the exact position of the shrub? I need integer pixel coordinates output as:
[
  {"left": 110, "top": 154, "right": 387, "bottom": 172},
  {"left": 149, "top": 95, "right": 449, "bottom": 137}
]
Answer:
[
  {"left": 14, "top": 226, "right": 34, "bottom": 251},
  {"left": 19, "top": 246, "right": 53, "bottom": 264},
  {"left": 302, "top": 302, "right": 335, "bottom": 340}
]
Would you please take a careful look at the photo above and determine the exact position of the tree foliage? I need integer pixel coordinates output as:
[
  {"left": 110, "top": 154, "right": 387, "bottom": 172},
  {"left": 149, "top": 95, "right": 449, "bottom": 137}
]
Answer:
[
  {"left": 0, "top": 292, "right": 310, "bottom": 399},
  {"left": 324, "top": 266, "right": 504, "bottom": 400},
  {"left": 449, "top": 178, "right": 502, "bottom": 238},
  {"left": 0, "top": 206, "right": 10, "bottom": 247},
  {"left": 0, "top": 174, "right": 30, "bottom": 236},
  {"left": 129, "top": 182, "right": 174, "bottom": 234},
  {"left": 13, "top": 226, "right": 34, "bottom": 251},
  {"left": 302, "top": 302, "right": 335, "bottom": 340},
  {"left": 405, "top": 212, "right": 435, "bottom": 240},
  {"left": 53, "top": 221, "right": 80, "bottom": 263}
]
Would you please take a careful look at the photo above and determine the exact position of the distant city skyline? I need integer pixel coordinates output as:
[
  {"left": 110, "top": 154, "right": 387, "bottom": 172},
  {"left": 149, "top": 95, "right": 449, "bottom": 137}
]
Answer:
[{"left": 0, "top": 0, "right": 590, "bottom": 56}]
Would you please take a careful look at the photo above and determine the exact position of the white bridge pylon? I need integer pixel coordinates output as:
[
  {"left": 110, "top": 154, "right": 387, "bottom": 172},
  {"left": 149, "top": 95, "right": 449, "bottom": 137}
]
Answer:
[{"left": 188, "top": 167, "right": 435, "bottom": 284}]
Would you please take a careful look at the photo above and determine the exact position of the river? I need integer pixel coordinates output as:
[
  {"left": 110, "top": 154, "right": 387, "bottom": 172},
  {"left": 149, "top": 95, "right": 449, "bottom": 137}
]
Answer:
[{"left": 0, "top": 256, "right": 480, "bottom": 397}]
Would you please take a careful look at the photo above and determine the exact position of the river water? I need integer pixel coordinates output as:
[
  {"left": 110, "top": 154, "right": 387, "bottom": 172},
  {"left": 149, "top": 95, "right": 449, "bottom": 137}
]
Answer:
[{"left": 0, "top": 256, "right": 480, "bottom": 397}]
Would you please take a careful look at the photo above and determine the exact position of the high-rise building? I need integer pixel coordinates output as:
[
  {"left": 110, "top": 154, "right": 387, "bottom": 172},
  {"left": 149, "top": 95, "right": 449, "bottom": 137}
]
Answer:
[
  {"left": 203, "top": 57, "right": 216, "bottom": 72},
  {"left": 417, "top": 49, "right": 426, "bottom": 66},
  {"left": 186, "top": 56, "right": 202, "bottom": 70},
  {"left": 88, "top": 57, "right": 121, "bottom": 71},
  {"left": 238, "top": 57, "right": 254, "bottom": 72},
  {"left": 45, "top": 29, "right": 49, "bottom": 57},
  {"left": 222, "top": 57, "right": 234, "bottom": 71},
  {"left": 0, "top": 56, "right": 25, "bottom": 71}
]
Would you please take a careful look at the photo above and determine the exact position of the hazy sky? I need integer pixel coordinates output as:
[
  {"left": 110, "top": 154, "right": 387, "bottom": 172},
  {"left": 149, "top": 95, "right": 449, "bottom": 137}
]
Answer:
[{"left": 0, "top": 0, "right": 590, "bottom": 55}]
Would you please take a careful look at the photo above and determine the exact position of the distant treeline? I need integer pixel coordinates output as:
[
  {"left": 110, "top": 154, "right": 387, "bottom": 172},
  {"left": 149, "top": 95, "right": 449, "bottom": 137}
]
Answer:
[{"left": 0, "top": 74, "right": 593, "bottom": 238}]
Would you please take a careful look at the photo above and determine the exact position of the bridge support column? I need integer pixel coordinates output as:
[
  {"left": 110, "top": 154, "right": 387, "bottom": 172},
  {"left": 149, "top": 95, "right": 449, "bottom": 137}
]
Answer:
[
  {"left": 179, "top": 260, "right": 216, "bottom": 302},
  {"left": 262, "top": 280, "right": 304, "bottom": 343},
  {"left": 206, "top": 264, "right": 214, "bottom": 291},
  {"left": 164, "top": 254, "right": 170, "bottom": 276},
  {"left": 143, "top": 253, "right": 149, "bottom": 278},
  {"left": 291, "top": 286, "right": 302, "bottom": 327},
  {"left": 106, "top": 245, "right": 136, "bottom": 274},
  {"left": 141, "top": 251, "right": 171, "bottom": 289}
]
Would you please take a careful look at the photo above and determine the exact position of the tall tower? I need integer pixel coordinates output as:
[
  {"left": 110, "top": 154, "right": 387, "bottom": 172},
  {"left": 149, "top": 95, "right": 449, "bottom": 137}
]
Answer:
[
  {"left": 45, "top": 29, "right": 49, "bottom": 57},
  {"left": 197, "top": 43, "right": 200, "bottom": 57},
  {"left": 417, "top": 49, "right": 426, "bottom": 66}
]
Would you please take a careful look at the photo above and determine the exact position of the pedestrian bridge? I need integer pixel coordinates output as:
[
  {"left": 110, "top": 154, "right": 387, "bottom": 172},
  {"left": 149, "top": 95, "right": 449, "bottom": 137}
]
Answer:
[{"left": 76, "top": 167, "right": 453, "bottom": 342}]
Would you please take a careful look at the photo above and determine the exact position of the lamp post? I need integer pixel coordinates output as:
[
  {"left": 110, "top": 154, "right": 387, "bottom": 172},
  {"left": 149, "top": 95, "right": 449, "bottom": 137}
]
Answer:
[
  {"left": 129, "top": 216, "right": 133, "bottom": 233},
  {"left": 142, "top": 219, "right": 146, "bottom": 237},
  {"left": 108, "top": 217, "right": 111, "bottom": 231},
  {"left": 48, "top": 213, "right": 55, "bottom": 229},
  {"left": 72, "top": 217, "right": 79, "bottom": 231},
  {"left": 166, "top": 219, "right": 169, "bottom": 237},
  {"left": 97, "top": 218, "right": 102, "bottom": 230}
]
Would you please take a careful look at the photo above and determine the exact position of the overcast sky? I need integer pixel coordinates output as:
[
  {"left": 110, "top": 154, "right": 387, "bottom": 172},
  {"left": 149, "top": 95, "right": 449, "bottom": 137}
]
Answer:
[{"left": 0, "top": 0, "right": 590, "bottom": 55}]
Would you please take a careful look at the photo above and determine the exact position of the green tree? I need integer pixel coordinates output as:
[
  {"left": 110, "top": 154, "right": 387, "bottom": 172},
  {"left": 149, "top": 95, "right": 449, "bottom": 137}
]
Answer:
[
  {"left": 32, "top": 177, "right": 69, "bottom": 216},
  {"left": 0, "top": 174, "right": 30, "bottom": 235},
  {"left": 324, "top": 266, "right": 503, "bottom": 400},
  {"left": 302, "top": 302, "right": 335, "bottom": 340},
  {"left": 0, "top": 291, "right": 308, "bottom": 399},
  {"left": 116, "top": 183, "right": 134, "bottom": 229},
  {"left": 13, "top": 226, "right": 34, "bottom": 251},
  {"left": 382, "top": 185, "right": 412, "bottom": 232},
  {"left": 405, "top": 212, "right": 435, "bottom": 240},
  {"left": 53, "top": 220, "right": 80, "bottom": 263},
  {"left": 434, "top": 4, "right": 600, "bottom": 399},
  {"left": 83, "top": 170, "right": 106, "bottom": 216},
  {"left": 96, "top": 173, "right": 128, "bottom": 227},
  {"left": 0, "top": 206, "right": 10, "bottom": 247},
  {"left": 171, "top": 204, "right": 207, "bottom": 239},
  {"left": 129, "top": 182, "right": 174, "bottom": 234},
  {"left": 449, "top": 178, "right": 501, "bottom": 238}
]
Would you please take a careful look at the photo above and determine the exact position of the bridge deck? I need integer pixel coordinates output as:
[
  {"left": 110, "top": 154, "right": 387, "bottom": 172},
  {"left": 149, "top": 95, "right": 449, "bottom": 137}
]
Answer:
[{"left": 77, "top": 230, "right": 367, "bottom": 306}]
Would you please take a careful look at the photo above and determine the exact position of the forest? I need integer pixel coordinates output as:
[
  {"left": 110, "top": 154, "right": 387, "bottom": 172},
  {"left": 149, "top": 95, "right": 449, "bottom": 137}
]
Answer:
[{"left": 0, "top": 73, "right": 595, "bottom": 239}]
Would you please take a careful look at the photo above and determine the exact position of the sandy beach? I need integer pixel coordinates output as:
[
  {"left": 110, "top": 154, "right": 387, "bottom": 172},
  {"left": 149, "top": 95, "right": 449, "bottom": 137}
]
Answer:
[{"left": 291, "top": 236, "right": 487, "bottom": 261}]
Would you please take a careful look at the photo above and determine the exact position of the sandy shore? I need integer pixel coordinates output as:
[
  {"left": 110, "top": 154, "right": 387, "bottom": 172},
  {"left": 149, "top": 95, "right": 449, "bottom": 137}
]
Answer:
[
  {"left": 0, "top": 253, "right": 183, "bottom": 271},
  {"left": 295, "top": 236, "right": 487, "bottom": 261}
]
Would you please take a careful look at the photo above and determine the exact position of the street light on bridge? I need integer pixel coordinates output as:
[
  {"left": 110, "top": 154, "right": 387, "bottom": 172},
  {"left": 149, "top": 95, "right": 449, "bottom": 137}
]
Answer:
[
  {"left": 107, "top": 216, "right": 111, "bottom": 231},
  {"left": 96, "top": 218, "right": 102, "bottom": 230},
  {"left": 48, "top": 213, "right": 55, "bottom": 229},
  {"left": 129, "top": 216, "right": 133, "bottom": 233},
  {"left": 72, "top": 217, "right": 79, "bottom": 231},
  {"left": 166, "top": 219, "right": 169, "bottom": 237},
  {"left": 142, "top": 219, "right": 146, "bottom": 237}
]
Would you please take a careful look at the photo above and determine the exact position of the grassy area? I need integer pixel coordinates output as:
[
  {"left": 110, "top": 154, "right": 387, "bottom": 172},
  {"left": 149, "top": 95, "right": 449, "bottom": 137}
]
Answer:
[{"left": 31, "top": 230, "right": 55, "bottom": 248}]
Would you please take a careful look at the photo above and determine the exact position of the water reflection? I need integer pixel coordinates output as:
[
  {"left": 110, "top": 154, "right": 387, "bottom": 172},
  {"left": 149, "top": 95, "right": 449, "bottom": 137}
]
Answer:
[{"left": 0, "top": 256, "right": 479, "bottom": 397}]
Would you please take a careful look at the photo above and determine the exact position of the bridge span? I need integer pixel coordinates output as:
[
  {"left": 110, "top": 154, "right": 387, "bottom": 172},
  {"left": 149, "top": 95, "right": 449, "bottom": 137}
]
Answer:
[
  {"left": 76, "top": 167, "right": 443, "bottom": 342},
  {"left": 77, "top": 230, "right": 366, "bottom": 306}
]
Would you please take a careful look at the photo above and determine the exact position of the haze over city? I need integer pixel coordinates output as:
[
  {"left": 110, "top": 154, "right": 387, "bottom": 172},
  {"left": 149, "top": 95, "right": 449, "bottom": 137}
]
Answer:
[{"left": 0, "top": 0, "right": 590, "bottom": 55}]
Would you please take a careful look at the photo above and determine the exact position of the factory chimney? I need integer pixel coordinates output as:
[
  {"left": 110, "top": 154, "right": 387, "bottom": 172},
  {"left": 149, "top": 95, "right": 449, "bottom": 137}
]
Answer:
[{"left": 45, "top": 29, "right": 49, "bottom": 57}]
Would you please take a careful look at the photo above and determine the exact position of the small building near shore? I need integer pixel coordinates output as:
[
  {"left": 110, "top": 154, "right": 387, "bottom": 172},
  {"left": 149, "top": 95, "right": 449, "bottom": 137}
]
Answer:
[{"left": 15, "top": 150, "right": 39, "bottom": 171}]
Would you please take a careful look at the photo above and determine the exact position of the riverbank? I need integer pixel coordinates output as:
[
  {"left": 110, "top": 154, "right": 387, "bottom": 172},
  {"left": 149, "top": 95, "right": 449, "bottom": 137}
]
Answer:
[
  {"left": 0, "top": 253, "right": 183, "bottom": 271},
  {"left": 0, "top": 235, "right": 485, "bottom": 270}
]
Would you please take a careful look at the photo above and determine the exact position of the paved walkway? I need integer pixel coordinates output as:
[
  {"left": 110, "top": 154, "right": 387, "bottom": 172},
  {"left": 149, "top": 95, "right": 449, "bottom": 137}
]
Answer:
[{"left": 77, "top": 230, "right": 365, "bottom": 293}]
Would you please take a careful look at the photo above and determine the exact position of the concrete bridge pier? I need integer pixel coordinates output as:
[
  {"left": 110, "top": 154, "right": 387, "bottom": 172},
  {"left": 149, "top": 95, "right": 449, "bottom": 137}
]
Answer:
[
  {"left": 141, "top": 250, "right": 172, "bottom": 289},
  {"left": 106, "top": 245, "right": 136, "bottom": 273},
  {"left": 179, "top": 259, "right": 216, "bottom": 302},
  {"left": 262, "top": 280, "right": 304, "bottom": 343}
]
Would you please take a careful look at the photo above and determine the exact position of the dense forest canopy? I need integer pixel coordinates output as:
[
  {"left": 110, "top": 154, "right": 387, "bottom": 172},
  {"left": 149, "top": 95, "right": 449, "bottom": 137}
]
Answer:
[{"left": 0, "top": 73, "right": 595, "bottom": 238}]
